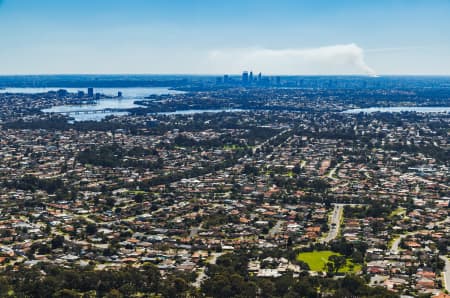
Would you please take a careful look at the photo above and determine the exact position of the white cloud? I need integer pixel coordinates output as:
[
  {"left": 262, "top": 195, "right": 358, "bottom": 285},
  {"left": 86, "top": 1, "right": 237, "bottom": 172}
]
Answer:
[{"left": 205, "top": 43, "right": 377, "bottom": 76}]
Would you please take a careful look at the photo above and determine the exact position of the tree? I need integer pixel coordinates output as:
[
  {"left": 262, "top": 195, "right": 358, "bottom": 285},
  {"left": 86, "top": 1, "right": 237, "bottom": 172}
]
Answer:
[
  {"left": 53, "top": 289, "right": 81, "bottom": 298},
  {"left": 258, "top": 279, "right": 275, "bottom": 298},
  {"left": 290, "top": 279, "right": 317, "bottom": 298},
  {"left": 274, "top": 274, "right": 293, "bottom": 297},
  {"left": 328, "top": 255, "right": 347, "bottom": 273},
  {"left": 0, "top": 277, "right": 10, "bottom": 297},
  {"left": 162, "top": 277, "right": 190, "bottom": 298},
  {"left": 51, "top": 235, "right": 65, "bottom": 249},
  {"left": 85, "top": 223, "right": 97, "bottom": 235},
  {"left": 134, "top": 193, "right": 144, "bottom": 203}
]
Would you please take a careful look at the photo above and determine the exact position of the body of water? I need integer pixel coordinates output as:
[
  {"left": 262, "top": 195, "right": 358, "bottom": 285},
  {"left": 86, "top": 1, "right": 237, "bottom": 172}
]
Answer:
[
  {"left": 343, "top": 106, "right": 450, "bottom": 114},
  {"left": 8, "top": 87, "right": 449, "bottom": 120},
  {"left": 159, "top": 109, "right": 247, "bottom": 115},
  {"left": 0, "top": 87, "right": 246, "bottom": 121},
  {"left": 4, "top": 87, "right": 185, "bottom": 121}
]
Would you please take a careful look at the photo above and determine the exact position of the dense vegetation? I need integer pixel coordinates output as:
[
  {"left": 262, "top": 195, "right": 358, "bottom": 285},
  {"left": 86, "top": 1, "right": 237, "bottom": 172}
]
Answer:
[
  {"left": 201, "top": 252, "right": 396, "bottom": 298},
  {"left": 0, "top": 250, "right": 399, "bottom": 298},
  {"left": 3, "top": 175, "right": 65, "bottom": 194},
  {"left": 77, "top": 144, "right": 163, "bottom": 169}
]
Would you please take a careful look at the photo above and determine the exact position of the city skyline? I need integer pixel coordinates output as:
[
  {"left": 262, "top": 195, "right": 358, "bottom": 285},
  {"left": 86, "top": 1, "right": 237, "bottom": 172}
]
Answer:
[{"left": 0, "top": 0, "right": 449, "bottom": 75}]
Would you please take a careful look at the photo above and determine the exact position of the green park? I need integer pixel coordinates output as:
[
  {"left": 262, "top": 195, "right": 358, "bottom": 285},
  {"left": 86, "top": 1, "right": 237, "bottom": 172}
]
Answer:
[{"left": 296, "top": 251, "right": 362, "bottom": 273}]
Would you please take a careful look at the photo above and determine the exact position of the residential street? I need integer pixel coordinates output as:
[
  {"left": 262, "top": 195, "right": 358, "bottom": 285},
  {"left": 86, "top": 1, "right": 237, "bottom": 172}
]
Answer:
[{"left": 193, "top": 252, "right": 224, "bottom": 288}]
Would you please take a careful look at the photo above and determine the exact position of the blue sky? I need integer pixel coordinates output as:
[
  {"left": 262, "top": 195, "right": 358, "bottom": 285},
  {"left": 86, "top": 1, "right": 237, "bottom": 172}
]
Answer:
[{"left": 0, "top": 0, "right": 449, "bottom": 75}]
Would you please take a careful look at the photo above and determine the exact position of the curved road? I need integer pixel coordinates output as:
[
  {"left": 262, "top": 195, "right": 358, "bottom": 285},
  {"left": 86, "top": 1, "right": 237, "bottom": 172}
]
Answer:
[
  {"left": 388, "top": 216, "right": 450, "bottom": 292},
  {"left": 390, "top": 216, "right": 450, "bottom": 254}
]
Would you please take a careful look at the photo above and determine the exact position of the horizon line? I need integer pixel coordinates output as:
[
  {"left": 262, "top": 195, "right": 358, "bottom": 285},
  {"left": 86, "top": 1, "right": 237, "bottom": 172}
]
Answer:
[{"left": 1, "top": 73, "right": 450, "bottom": 77}]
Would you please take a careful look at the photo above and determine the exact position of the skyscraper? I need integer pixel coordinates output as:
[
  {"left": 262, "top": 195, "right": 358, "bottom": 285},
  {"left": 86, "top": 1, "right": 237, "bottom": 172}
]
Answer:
[
  {"left": 87, "top": 87, "right": 94, "bottom": 97},
  {"left": 249, "top": 71, "right": 253, "bottom": 83},
  {"left": 242, "top": 71, "right": 249, "bottom": 84}
]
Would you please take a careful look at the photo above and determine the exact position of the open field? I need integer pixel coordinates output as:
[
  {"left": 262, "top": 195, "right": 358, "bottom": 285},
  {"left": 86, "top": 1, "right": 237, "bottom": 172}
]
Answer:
[{"left": 296, "top": 251, "right": 361, "bottom": 273}]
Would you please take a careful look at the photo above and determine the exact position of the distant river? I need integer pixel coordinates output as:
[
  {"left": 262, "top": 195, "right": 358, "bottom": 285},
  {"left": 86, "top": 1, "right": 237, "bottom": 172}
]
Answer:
[
  {"left": 161, "top": 109, "right": 247, "bottom": 115},
  {"left": 0, "top": 87, "right": 247, "bottom": 121},
  {"left": 0, "top": 87, "right": 183, "bottom": 121},
  {"left": 342, "top": 106, "right": 450, "bottom": 114}
]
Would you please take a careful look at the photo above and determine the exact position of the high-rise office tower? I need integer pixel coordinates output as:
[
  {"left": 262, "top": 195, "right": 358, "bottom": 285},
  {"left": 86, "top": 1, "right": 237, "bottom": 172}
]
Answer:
[
  {"left": 87, "top": 87, "right": 94, "bottom": 97},
  {"left": 258, "top": 72, "right": 262, "bottom": 82},
  {"left": 249, "top": 71, "right": 253, "bottom": 82},
  {"left": 242, "top": 71, "right": 249, "bottom": 84}
]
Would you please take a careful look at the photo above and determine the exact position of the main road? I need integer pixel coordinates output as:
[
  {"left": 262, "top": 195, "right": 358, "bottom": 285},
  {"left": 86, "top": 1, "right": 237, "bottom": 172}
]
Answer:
[
  {"left": 440, "top": 255, "right": 450, "bottom": 292},
  {"left": 252, "top": 128, "right": 292, "bottom": 154},
  {"left": 321, "top": 204, "right": 344, "bottom": 243}
]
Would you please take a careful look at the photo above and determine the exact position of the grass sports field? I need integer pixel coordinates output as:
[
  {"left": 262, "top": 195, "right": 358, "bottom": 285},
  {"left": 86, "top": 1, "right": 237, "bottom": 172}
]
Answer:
[{"left": 296, "top": 250, "right": 361, "bottom": 273}]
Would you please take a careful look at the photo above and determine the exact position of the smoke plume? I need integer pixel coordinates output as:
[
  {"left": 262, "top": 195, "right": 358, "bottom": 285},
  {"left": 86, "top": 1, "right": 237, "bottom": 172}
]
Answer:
[{"left": 207, "top": 43, "right": 377, "bottom": 76}]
